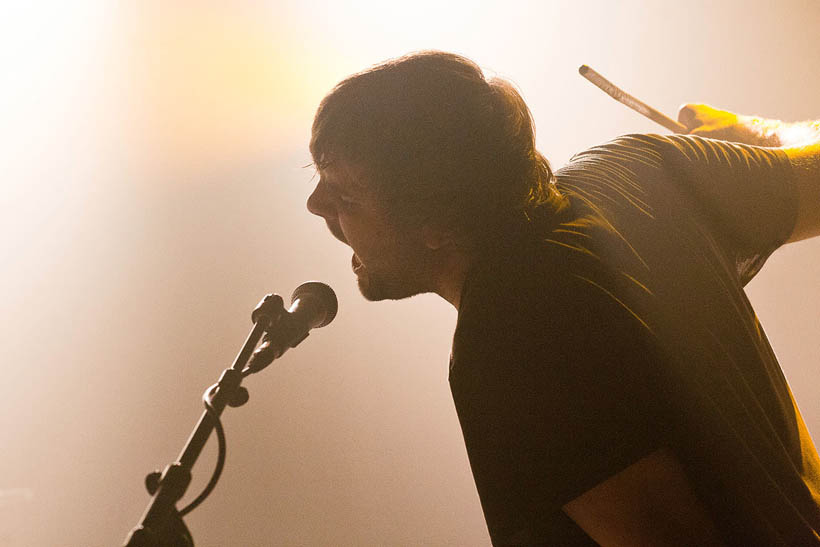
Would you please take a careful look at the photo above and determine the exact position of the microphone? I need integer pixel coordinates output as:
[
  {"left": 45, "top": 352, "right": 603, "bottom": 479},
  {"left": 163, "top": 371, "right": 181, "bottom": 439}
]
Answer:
[{"left": 248, "top": 281, "right": 338, "bottom": 372}]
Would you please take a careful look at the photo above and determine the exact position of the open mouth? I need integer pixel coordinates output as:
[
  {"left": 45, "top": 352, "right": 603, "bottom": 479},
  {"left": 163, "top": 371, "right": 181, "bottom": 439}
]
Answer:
[{"left": 352, "top": 253, "right": 364, "bottom": 273}]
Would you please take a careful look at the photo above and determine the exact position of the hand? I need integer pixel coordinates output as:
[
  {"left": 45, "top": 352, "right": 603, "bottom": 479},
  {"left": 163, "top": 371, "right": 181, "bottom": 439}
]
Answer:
[{"left": 677, "top": 103, "right": 780, "bottom": 147}]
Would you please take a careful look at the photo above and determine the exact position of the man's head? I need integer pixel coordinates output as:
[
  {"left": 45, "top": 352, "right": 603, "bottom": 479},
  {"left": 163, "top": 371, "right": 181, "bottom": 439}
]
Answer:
[{"left": 307, "top": 51, "right": 561, "bottom": 303}]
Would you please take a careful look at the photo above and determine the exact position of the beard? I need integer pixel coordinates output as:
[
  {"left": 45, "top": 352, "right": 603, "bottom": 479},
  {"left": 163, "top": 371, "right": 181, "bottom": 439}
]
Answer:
[{"left": 352, "top": 252, "right": 430, "bottom": 302}]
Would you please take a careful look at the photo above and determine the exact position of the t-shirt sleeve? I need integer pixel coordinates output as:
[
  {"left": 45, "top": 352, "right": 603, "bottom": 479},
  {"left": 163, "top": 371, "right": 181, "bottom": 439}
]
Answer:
[
  {"left": 653, "top": 134, "right": 798, "bottom": 284},
  {"left": 449, "top": 256, "right": 667, "bottom": 544}
]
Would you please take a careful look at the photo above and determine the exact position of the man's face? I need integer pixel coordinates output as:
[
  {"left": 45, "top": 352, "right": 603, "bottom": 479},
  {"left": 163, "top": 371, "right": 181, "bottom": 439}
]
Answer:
[{"left": 307, "top": 162, "right": 434, "bottom": 301}]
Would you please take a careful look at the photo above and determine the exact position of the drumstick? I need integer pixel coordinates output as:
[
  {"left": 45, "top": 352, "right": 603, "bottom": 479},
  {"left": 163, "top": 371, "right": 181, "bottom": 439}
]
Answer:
[{"left": 579, "top": 65, "right": 687, "bottom": 133}]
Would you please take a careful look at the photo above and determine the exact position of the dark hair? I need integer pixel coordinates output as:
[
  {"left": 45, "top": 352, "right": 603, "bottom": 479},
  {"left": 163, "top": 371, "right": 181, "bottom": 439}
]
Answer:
[{"left": 310, "top": 50, "right": 564, "bottom": 243}]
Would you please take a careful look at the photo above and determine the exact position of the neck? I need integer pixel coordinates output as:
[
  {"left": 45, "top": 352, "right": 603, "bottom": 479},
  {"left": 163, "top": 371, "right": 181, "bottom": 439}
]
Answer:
[{"left": 432, "top": 248, "right": 472, "bottom": 310}]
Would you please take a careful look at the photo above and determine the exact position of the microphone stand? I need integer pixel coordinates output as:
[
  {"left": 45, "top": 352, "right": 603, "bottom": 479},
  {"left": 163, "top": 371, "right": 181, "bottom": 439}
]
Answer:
[{"left": 122, "top": 293, "right": 287, "bottom": 547}]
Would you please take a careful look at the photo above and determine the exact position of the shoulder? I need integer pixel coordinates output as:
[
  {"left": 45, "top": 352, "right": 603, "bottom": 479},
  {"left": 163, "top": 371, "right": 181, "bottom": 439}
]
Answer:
[
  {"left": 555, "top": 134, "right": 678, "bottom": 206},
  {"left": 566, "top": 134, "right": 671, "bottom": 163},
  {"left": 567, "top": 133, "right": 792, "bottom": 173},
  {"left": 563, "top": 133, "right": 773, "bottom": 168},
  {"left": 561, "top": 134, "right": 732, "bottom": 178}
]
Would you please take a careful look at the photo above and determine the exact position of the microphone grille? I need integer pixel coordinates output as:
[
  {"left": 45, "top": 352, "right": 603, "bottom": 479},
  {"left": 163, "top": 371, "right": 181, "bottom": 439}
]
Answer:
[{"left": 290, "top": 281, "right": 338, "bottom": 328}]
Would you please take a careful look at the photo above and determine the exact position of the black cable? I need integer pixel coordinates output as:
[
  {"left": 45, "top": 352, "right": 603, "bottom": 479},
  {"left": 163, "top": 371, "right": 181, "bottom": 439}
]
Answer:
[{"left": 178, "top": 385, "right": 227, "bottom": 517}]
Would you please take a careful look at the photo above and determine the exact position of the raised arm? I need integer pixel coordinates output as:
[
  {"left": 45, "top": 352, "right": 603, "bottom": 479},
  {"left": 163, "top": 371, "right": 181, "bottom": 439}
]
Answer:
[{"left": 678, "top": 104, "right": 820, "bottom": 243}]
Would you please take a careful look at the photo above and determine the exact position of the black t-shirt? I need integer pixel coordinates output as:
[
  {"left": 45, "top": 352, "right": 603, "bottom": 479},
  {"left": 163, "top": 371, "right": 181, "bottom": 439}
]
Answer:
[{"left": 449, "top": 135, "right": 820, "bottom": 545}]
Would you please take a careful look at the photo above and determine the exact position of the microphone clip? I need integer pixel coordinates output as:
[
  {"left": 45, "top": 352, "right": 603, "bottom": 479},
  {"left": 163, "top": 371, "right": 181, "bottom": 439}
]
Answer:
[
  {"left": 246, "top": 282, "right": 338, "bottom": 374},
  {"left": 250, "top": 293, "right": 286, "bottom": 328}
]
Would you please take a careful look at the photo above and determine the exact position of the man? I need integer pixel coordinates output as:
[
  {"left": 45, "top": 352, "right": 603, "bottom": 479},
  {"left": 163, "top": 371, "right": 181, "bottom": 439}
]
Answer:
[{"left": 306, "top": 51, "right": 820, "bottom": 545}]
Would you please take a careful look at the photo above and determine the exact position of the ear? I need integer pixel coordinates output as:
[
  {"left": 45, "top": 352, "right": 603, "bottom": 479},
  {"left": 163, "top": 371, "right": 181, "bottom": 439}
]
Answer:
[{"left": 421, "top": 224, "right": 455, "bottom": 251}]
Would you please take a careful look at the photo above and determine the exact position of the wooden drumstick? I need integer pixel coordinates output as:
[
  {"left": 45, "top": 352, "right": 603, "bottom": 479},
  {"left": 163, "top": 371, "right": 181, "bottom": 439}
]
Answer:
[{"left": 579, "top": 65, "right": 687, "bottom": 133}]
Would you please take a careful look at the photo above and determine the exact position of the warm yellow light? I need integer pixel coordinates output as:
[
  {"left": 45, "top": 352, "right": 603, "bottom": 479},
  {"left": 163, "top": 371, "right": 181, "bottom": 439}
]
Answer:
[{"left": 131, "top": 6, "right": 318, "bottom": 170}]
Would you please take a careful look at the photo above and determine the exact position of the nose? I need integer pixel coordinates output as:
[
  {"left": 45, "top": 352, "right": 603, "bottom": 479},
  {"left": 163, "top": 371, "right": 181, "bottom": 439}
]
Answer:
[{"left": 306, "top": 181, "right": 334, "bottom": 219}]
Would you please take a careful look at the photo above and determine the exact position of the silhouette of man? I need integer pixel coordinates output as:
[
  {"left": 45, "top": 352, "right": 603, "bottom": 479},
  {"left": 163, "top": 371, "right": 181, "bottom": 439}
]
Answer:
[{"left": 307, "top": 51, "right": 820, "bottom": 545}]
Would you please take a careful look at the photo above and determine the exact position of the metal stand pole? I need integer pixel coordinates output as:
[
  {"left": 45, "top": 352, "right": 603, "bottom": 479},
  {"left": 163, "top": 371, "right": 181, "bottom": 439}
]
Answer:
[{"left": 122, "top": 294, "right": 286, "bottom": 547}]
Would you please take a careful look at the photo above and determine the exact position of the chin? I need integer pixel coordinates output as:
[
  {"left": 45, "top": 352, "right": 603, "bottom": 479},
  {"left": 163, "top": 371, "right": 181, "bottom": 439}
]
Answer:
[{"left": 356, "top": 272, "right": 423, "bottom": 302}]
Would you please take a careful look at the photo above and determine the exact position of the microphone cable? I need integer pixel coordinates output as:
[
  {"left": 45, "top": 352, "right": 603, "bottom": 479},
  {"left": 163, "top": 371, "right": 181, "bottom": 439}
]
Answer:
[
  {"left": 178, "top": 383, "right": 228, "bottom": 517},
  {"left": 177, "top": 357, "right": 290, "bottom": 516}
]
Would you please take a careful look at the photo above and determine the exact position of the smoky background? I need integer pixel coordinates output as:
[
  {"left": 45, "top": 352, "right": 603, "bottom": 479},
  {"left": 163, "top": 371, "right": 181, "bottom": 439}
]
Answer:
[{"left": 1, "top": 1, "right": 818, "bottom": 545}]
